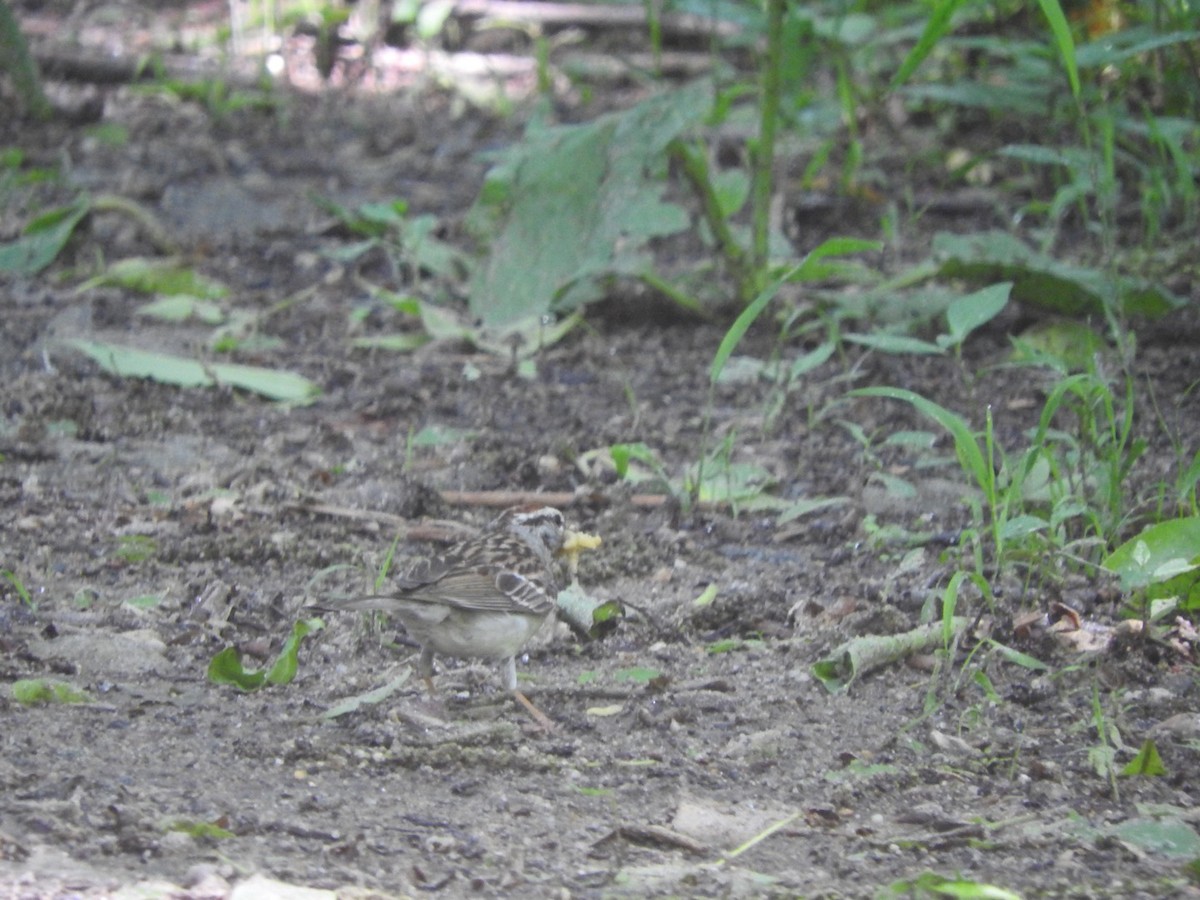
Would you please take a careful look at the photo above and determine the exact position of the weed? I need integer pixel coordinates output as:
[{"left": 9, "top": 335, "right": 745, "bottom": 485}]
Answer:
[{"left": 2, "top": 569, "right": 33, "bottom": 607}]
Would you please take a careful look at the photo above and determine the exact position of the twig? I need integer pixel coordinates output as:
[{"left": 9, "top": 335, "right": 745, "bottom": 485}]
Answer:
[{"left": 438, "top": 489, "right": 681, "bottom": 510}]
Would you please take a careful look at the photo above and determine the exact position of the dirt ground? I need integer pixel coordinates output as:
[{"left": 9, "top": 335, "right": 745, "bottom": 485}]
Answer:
[{"left": 3, "top": 9, "right": 1200, "bottom": 899}]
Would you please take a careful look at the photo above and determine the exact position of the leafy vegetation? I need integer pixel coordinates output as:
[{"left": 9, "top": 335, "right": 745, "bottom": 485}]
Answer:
[
  {"left": 207, "top": 619, "right": 324, "bottom": 691},
  {"left": 4, "top": 0, "right": 1198, "bottom": 836}
]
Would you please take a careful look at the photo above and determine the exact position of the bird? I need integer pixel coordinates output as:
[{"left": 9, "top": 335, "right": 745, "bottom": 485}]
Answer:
[{"left": 324, "top": 505, "right": 570, "bottom": 728}]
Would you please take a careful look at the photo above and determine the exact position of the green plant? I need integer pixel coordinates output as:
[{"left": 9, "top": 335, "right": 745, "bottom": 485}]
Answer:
[
  {"left": 851, "top": 358, "right": 1146, "bottom": 585},
  {"left": 207, "top": 619, "right": 324, "bottom": 691},
  {"left": 0, "top": 0, "right": 50, "bottom": 119},
  {"left": 2, "top": 569, "right": 33, "bottom": 607},
  {"left": 316, "top": 196, "right": 468, "bottom": 290},
  {"left": 1104, "top": 515, "right": 1200, "bottom": 623}
]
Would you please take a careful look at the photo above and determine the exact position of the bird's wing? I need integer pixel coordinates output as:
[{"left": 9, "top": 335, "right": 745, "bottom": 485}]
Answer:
[
  {"left": 327, "top": 564, "right": 555, "bottom": 618},
  {"left": 412, "top": 564, "right": 557, "bottom": 616}
]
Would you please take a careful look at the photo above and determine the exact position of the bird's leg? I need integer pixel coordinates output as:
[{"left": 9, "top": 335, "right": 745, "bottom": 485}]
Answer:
[
  {"left": 513, "top": 689, "right": 556, "bottom": 732},
  {"left": 419, "top": 647, "right": 438, "bottom": 696},
  {"left": 501, "top": 656, "right": 556, "bottom": 731}
]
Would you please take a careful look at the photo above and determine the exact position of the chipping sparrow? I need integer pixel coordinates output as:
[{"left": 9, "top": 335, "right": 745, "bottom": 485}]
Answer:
[{"left": 327, "top": 505, "right": 573, "bottom": 727}]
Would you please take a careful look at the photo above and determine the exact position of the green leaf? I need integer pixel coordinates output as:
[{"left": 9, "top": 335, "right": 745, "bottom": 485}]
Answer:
[
  {"left": 788, "top": 341, "right": 835, "bottom": 380},
  {"left": 933, "top": 231, "right": 1183, "bottom": 318},
  {"left": 137, "top": 296, "right": 226, "bottom": 324},
  {"left": 889, "top": 0, "right": 968, "bottom": 91},
  {"left": 904, "top": 82, "right": 1052, "bottom": 116},
  {"left": 1076, "top": 28, "right": 1200, "bottom": 68},
  {"left": 1120, "top": 739, "right": 1167, "bottom": 777},
  {"left": 940, "top": 282, "right": 1011, "bottom": 348},
  {"left": 11, "top": 678, "right": 93, "bottom": 705},
  {"left": 1034, "top": 0, "right": 1080, "bottom": 100},
  {"left": 613, "top": 667, "right": 663, "bottom": 684},
  {"left": 2, "top": 569, "right": 33, "bottom": 606},
  {"left": 1110, "top": 818, "right": 1200, "bottom": 859},
  {"left": 844, "top": 332, "right": 944, "bottom": 355},
  {"left": 410, "top": 425, "right": 476, "bottom": 447},
  {"left": 265, "top": 618, "right": 324, "bottom": 685},
  {"left": 851, "top": 387, "right": 989, "bottom": 491},
  {"left": 207, "top": 647, "right": 267, "bottom": 690},
  {"left": 0, "top": 199, "right": 90, "bottom": 275},
  {"left": 124, "top": 594, "right": 163, "bottom": 609},
  {"left": 711, "top": 167, "right": 751, "bottom": 219},
  {"left": 323, "top": 669, "right": 413, "bottom": 719},
  {"left": 77, "top": 257, "right": 229, "bottom": 299},
  {"left": 351, "top": 333, "right": 430, "bottom": 352},
  {"left": 1009, "top": 319, "right": 1106, "bottom": 372},
  {"left": 65, "top": 340, "right": 320, "bottom": 405},
  {"left": 883, "top": 872, "right": 1023, "bottom": 900},
  {"left": 164, "top": 819, "right": 235, "bottom": 840},
  {"left": 207, "top": 619, "right": 324, "bottom": 691},
  {"left": 1103, "top": 517, "right": 1200, "bottom": 591},
  {"left": 467, "top": 81, "right": 710, "bottom": 326},
  {"left": 986, "top": 639, "right": 1051, "bottom": 671}
]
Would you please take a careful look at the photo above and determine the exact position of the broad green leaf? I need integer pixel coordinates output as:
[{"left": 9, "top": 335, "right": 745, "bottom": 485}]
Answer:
[
  {"left": 164, "top": 819, "right": 235, "bottom": 840},
  {"left": 467, "top": 81, "right": 710, "bottom": 326},
  {"left": 1103, "top": 516, "right": 1200, "bottom": 591},
  {"left": 941, "top": 282, "right": 1011, "bottom": 347},
  {"left": 1010, "top": 320, "right": 1106, "bottom": 372},
  {"left": 609, "top": 442, "right": 664, "bottom": 482},
  {"left": 789, "top": 341, "right": 835, "bottom": 380},
  {"left": 208, "top": 619, "right": 323, "bottom": 691},
  {"left": 1110, "top": 817, "right": 1200, "bottom": 858},
  {"left": 689, "top": 459, "right": 774, "bottom": 504},
  {"left": 997, "top": 514, "right": 1048, "bottom": 542},
  {"left": 776, "top": 496, "right": 847, "bottom": 524},
  {"left": 124, "top": 594, "right": 163, "bottom": 609},
  {"left": 0, "top": 199, "right": 90, "bottom": 275},
  {"left": 1120, "top": 739, "right": 1167, "bottom": 777},
  {"left": 711, "top": 167, "right": 751, "bottom": 219},
  {"left": 933, "top": 231, "right": 1183, "bottom": 317},
  {"left": 884, "top": 872, "right": 1022, "bottom": 900}
]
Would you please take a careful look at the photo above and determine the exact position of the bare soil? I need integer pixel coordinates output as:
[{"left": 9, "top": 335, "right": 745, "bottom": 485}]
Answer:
[{"left": 3, "top": 13, "right": 1200, "bottom": 899}]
